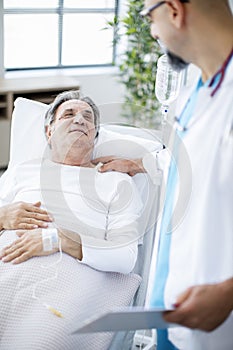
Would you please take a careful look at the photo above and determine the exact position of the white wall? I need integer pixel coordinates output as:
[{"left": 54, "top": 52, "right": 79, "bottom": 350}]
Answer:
[{"left": 74, "top": 71, "right": 125, "bottom": 124}]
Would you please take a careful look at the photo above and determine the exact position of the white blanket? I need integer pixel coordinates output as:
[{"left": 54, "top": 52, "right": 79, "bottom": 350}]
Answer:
[{"left": 0, "top": 231, "right": 141, "bottom": 350}]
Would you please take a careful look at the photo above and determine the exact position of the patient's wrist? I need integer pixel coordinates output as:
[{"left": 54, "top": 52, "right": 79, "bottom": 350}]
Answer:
[
  {"left": 128, "top": 158, "right": 145, "bottom": 176},
  {"left": 58, "top": 229, "right": 83, "bottom": 260},
  {"left": 42, "top": 228, "right": 59, "bottom": 251},
  {"left": 134, "top": 158, "right": 145, "bottom": 173}
]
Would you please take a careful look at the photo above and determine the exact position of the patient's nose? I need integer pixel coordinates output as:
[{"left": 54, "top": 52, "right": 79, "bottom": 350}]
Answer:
[{"left": 73, "top": 113, "right": 84, "bottom": 124}]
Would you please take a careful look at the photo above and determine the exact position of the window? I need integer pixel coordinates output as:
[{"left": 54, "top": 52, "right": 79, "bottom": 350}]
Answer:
[{"left": 3, "top": 0, "right": 118, "bottom": 70}]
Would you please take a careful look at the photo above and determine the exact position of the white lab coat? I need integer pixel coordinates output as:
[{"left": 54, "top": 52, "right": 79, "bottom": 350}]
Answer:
[{"left": 148, "top": 59, "right": 233, "bottom": 349}]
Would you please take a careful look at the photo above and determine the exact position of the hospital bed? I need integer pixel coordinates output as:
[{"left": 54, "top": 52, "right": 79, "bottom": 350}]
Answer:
[{"left": 0, "top": 97, "right": 162, "bottom": 350}]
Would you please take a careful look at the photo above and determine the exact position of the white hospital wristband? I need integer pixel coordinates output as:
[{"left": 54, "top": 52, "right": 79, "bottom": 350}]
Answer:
[{"left": 42, "top": 228, "right": 59, "bottom": 252}]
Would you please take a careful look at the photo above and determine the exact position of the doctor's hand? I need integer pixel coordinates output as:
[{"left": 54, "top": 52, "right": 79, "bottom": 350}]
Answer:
[
  {"left": 93, "top": 156, "right": 145, "bottom": 176},
  {"left": 0, "top": 229, "right": 58, "bottom": 264},
  {"left": 163, "top": 280, "right": 233, "bottom": 331},
  {"left": 0, "top": 201, "right": 53, "bottom": 231}
]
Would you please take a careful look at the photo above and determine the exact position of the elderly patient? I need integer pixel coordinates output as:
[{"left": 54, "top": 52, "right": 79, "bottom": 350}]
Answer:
[{"left": 0, "top": 91, "right": 142, "bottom": 350}]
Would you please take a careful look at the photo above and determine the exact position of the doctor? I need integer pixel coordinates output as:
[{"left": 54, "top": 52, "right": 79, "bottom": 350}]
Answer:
[{"left": 94, "top": 0, "right": 233, "bottom": 349}]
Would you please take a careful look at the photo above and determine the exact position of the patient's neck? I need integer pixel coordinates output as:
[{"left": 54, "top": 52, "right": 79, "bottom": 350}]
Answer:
[{"left": 50, "top": 146, "right": 95, "bottom": 168}]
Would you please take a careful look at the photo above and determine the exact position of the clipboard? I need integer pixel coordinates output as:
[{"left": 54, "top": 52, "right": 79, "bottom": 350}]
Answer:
[{"left": 70, "top": 306, "right": 176, "bottom": 334}]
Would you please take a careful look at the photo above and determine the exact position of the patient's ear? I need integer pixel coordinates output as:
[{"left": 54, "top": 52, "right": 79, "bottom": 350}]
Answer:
[{"left": 45, "top": 124, "right": 52, "bottom": 145}]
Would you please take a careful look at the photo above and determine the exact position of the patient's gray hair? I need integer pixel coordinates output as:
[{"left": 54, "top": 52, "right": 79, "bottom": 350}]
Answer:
[{"left": 45, "top": 90, "right": 100, "bottom": 137}]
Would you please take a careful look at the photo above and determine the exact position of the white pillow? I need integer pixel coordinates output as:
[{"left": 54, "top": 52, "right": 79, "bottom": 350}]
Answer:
[
  {"left": 10, "top": 97, "right": 162, "bottom": 167},
  {"left": 93, "top": 126, "right": 162, "bottom": 159}
]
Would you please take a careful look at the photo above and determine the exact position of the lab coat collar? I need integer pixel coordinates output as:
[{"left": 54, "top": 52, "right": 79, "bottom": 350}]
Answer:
[{"left": 175, "top": 58, "right": 233, "bottom": 128}]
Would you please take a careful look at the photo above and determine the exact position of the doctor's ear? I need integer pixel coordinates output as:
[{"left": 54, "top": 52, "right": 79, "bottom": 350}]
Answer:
[{"left": 166, "top": 0, "right": 186, "bottom": 29}]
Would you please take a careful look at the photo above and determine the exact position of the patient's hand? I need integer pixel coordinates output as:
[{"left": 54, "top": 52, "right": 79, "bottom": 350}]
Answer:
[
  {"left": 93, "top": 156, "right": 145, "bottom": 176},
  {"left": 0, "top": 229, "right": 57, "bottom": 264},
  {"left": 0, "top": 228, "right": 83, "bottom": 264},
  {"left": 0, "top": 201, "right": 53, "bottom": 230}
]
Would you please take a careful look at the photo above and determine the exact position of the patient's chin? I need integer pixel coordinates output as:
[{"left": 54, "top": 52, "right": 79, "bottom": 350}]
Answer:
[
  {"left": 65, "top": 142, "right": 93, "bottom": 162},
  {"left": 69, "top": 132, "right": 90, "bottom": 145}
]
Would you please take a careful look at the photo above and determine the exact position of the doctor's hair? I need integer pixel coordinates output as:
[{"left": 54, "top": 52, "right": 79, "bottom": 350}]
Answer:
[{"left": 44, "top": 90, "right": 100, "bottom": 137}]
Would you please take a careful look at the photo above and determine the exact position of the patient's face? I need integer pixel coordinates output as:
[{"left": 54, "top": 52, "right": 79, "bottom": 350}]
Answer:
[{"left": 47, "top": 99, "right": 96, "bottom": 164}]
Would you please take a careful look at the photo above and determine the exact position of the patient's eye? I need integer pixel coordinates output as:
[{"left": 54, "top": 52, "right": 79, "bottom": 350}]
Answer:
[
  {"left": 83, "top": 113, "right": 93, "bottom": 121},
  {"left": 64, "top": 113, "right": 74, "bottom": 118},
  {"left": 59, "top": 111, "right": 74, "bottom": 120},
  {"left": 82, "top": 110, "right": 94, "bottom": 122}
]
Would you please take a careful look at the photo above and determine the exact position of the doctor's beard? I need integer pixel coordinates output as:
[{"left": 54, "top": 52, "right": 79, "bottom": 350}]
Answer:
[
  {"left": 158, "top": 40, "right": 189, "bottom": 72},
  {"left": 167, "top": 51, "right": 189, "bottom": 72}
]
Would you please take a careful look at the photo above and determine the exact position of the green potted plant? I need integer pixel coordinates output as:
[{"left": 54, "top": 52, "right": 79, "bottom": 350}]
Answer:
[{"left": 108, "top": 0, "right": 161, "bottom": 128}]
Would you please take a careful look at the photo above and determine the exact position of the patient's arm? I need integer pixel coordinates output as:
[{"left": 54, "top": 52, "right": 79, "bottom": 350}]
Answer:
[
  {"left": 77, "top": 174, "right": 142, "bottom": 274},
  {"left": 0, "top": 225, "right": 135, "bottom": 274},
  {"left": 79, "top": 231, "right": 138, "bottom": 274},
  {"left": 0, "top": 227, "right": 82, "bottom": 263},
  {"left": 0, "top": 201, "right": 52, "bottom": 231},
  {"left": 93, "top": 156, "right": 145, "bottom": 176},
  {"left": 58, "top": 228, "right": 83, "bottom": 260}
]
